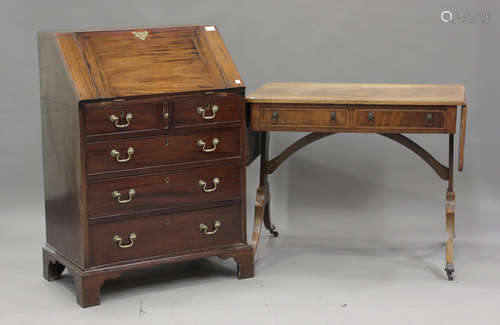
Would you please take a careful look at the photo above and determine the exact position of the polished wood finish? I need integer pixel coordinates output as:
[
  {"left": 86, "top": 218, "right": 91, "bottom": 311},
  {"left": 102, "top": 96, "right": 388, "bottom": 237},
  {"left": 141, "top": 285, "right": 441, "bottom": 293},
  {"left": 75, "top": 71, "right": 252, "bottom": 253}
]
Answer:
[
  {"left": 86, "top": 128, "right": 240, "bottom": 175},
  {"left": 247, "top": 82, "right": 466, "bottom": 105},
  {"left": 87, "top": 164, "right": 241, "bottom": 218},
  {"left": 85, "top": 103, "right": 160, "bottom": 136},
  {"left": 38, "top": 26, "right": 245, "bottom": 100},
  {"left": 38, "top": 26, "right": 253, "bottom": 307},
  {"left": 354, "top": 108, "right": 446, "bottom": 130},
  {"left": 260, "top": 105, "right": 348, "bottom": 129},
  {"left": 459, "top": 105, "right": 467, "bottom": 171},
  {"left": 173, "top": 96, "right": 242, "bottom": 128},
  {"left": 90, "top": 205, "right": 242, "bottom": 265},
  {"left": 38, "top": 32, "right": 87, "bottom": 267},
  {"left": 253, "top": 103, "right": 457, "bottom": 134},
  {"left": 248, "top": 82, "right": 467, "bottom": 281}
]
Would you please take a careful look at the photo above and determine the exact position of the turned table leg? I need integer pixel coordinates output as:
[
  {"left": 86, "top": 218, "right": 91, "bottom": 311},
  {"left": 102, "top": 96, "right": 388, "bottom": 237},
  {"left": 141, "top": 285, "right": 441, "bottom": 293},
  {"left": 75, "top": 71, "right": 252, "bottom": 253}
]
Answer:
[{"left": 445, "top": 134, "right": 455, "bottom": 281}]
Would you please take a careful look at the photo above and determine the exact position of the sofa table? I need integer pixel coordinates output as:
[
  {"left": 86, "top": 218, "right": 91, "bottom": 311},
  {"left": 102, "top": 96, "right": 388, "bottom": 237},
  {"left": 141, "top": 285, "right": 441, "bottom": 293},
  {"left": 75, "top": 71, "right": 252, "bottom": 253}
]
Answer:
[{"left": 247, "top": 82, "right": 467, "bottom": 280}]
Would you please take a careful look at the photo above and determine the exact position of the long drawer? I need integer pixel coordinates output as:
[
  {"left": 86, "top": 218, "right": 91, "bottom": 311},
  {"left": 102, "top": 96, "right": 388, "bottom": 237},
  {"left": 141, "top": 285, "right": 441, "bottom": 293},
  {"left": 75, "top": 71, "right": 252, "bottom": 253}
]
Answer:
[
  {"left": 353, "top": 108, "right": 447, "bottom": 130},
  {"left": 260, "top": 105, "right": 348, "bottom": 129},
  {"left": 86, "top": 127, "right": 240, "bottom": 174},
  {"left": 89, "top": 205, "right": 243, "bottom": 266},
  {"left": 87, "top": 164, "right": 241, "bottom": 218}
]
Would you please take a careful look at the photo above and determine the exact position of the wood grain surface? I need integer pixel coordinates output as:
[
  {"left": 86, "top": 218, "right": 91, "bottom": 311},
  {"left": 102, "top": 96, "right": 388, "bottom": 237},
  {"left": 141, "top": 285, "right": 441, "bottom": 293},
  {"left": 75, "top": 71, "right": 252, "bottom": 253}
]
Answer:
[{"left": 247, "top": 82, "right": 465, "bottom": 105}]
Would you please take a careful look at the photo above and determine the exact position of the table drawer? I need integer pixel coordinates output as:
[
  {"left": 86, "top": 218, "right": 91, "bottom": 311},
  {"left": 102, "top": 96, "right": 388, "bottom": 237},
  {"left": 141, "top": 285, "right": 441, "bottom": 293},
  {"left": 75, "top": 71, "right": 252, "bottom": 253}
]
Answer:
[
  {"left": 89, "top": 205, "right": 243, "bottom": 265},
  {"left": 173, "top": 96, "right": 241, "bottom": 127},
  {"left": 353, "top": 108, "right": 446, "bottom": 130},
  {"left": 85, "top": 103, "right": 160, "bottom": 136},
  {"left": 87, "top": 164, "right": 241, "bottom": 218},
  {"left": 86, "top": 127, "right": 240, "bottom": 174},
  {"left": 260, "top": 106, "right": 348, "bottom": 129}
]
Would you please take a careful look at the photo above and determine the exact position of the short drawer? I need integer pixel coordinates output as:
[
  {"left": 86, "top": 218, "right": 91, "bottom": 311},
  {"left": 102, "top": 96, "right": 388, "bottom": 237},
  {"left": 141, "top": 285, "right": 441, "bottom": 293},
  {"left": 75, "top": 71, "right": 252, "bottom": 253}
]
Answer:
[
  {"left": 85, "top": 103, "right": 160, "bottom": 136},
  {"left": 260, "top": 106, "right": 348, "bottom": 129},
  {"left": 86, "top": 127, "right": 240, "bottom": 174},
  {"left": 173, "top": 96, "right": 241, "bottom": 127},
  {"left": 87, "top": 164, "right": 241, "bottom": 218},
  {"left": 89, "top": 205, "right": 243, "bottom": 265},
  {"left": 354, "top": 108, "right": 446, "bottom": 130}
]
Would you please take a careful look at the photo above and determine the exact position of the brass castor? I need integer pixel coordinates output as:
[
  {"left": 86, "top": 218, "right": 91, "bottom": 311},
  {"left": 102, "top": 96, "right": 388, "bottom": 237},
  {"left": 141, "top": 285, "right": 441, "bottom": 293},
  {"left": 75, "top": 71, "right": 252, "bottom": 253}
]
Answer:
[
  {"left": 269, "top": 225, "right": 279, "bottom": 237},
  {"left": 445, "top": 263, "right": 454, "bottom": 281}
]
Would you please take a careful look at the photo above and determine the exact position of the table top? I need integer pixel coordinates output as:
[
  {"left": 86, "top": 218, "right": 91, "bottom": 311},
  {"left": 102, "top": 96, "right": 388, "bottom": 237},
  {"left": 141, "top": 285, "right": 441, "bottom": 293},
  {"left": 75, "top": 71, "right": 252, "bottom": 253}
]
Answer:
[{"left": 247, "top": 82, "right": 466, "bottom": 106}]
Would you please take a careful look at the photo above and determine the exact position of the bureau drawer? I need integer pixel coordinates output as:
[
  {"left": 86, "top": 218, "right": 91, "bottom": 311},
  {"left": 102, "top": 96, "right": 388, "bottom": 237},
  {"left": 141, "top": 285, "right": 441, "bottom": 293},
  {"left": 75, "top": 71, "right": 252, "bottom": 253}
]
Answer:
[
  {"left": 87, "top": 164, "right": 241, "bottom": 218},
  {"left": 85, "top": 103, "right": 160, "bottom": 136},
  {"left": 173, "top": 96, "right": 241, "bottom": 127},
  {"left": 353, "top": 108, "right": 446, "bottom": 130},
  {"left": 260, "top": 106, "right": 348, "bottom": 129},
  {"left": 89, "top": 205, "right": 243, "bottom": 265},
  {"left": 86, "top": 127, "right": 240, "bottom": 175}
]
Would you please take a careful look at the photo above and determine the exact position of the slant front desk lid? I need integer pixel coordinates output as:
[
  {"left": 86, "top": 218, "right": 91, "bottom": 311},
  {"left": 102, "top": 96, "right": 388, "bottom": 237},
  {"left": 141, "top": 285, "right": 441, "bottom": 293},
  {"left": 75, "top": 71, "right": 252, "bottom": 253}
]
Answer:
[
  {"left": 39, "top": 26, "right": 244, "bottom": 101},
  {"left": 247, "top": 82, "right": 466, "bottom": 106}
]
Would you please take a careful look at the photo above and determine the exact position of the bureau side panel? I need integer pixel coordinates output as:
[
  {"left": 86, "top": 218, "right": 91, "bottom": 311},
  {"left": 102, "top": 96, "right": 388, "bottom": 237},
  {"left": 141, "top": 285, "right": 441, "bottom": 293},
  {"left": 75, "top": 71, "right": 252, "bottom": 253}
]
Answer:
[{"left": 38, "top": 33, "right": 87, "bottom": 267}]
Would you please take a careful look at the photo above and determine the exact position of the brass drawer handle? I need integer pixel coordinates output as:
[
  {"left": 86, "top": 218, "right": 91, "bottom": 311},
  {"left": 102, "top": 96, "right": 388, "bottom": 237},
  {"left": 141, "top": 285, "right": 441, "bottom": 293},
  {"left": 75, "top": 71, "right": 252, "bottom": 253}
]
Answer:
[
  {"left": 367, "top": 112, "right": 375, "bottom": 125},
  {"left": 112, "top": 188, "right": 136, "bottom": 203},
  {"left": 109, "top": 112, "right": 133, "bottom": 128},
  {"left": 198, "top": 177, "right": 220, "bottom": 192},
  {"left": 113, "top": 233, "right": 136, "bottom": 248},
  {"left": 199, "top": 220, "right": 221, "bottom": 235},
  {"left": 110, "top": 147, "right": 134, "bottom": 162},
  {"left": 196, "top": 105, "right": 219, "bottom": 120},
  {"left": 426, "top": 113, "right": 433, "bottom": 126},
  {"left": 271, "top": 111, "right": 279, "bottom": 124},
  {"left": 197, "top": 138, "right": 219, "bottom": 152}
]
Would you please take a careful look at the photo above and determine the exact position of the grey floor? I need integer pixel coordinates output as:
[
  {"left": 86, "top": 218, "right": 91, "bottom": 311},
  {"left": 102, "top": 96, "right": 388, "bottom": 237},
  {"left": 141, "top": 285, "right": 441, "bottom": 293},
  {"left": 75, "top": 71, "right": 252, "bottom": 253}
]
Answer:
[{"left": 1, "top": 162, "right": 499, "bottom": 324}]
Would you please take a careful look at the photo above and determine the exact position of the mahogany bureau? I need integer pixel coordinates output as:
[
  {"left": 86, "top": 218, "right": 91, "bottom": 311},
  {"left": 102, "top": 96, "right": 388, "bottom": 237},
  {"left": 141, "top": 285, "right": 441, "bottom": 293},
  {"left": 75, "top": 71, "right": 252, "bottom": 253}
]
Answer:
[
  {"left": 247, "top": 82, "right": 468, "bottom": 281},
  {"left": 38, "top": 26, "right": 254, "bottom": 307}
]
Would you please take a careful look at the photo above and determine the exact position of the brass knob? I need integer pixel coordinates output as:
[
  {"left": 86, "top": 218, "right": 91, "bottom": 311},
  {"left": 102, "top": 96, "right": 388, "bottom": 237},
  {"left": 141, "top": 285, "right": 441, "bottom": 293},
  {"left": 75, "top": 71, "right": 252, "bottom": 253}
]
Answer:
[{"left": 164, "top": 112, "right": 169, "bottom": 119}]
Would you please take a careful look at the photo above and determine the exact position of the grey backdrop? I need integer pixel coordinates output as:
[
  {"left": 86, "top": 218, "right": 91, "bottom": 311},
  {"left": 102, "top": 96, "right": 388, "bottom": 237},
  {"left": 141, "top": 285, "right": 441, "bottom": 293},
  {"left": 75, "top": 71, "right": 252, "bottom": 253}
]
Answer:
[{"left": 1, "top": 0, "right": 499, "bottom": 323}]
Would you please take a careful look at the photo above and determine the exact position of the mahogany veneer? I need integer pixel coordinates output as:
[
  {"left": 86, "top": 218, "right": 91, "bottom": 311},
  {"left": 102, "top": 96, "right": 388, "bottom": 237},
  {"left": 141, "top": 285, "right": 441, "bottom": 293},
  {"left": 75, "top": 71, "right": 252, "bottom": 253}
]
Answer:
[
  {"left": 38, "top": 26, "right": 254, "bottom": 307},
  {"left": 248, "top": 82, "right": 468, "bottom": 281}
]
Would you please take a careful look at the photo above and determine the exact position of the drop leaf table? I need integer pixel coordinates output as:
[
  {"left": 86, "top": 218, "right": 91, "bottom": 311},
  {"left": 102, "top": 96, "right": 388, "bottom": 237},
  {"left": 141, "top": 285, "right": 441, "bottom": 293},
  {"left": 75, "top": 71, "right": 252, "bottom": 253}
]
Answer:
[{"left": 247, "top": 82, "right": 467, "bottom": 281}]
